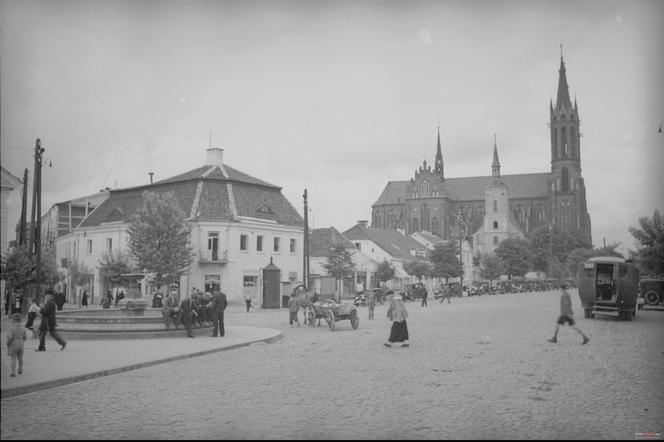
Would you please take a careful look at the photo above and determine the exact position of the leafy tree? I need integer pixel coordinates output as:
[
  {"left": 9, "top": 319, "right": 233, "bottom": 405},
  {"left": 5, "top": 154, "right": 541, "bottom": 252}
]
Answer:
[
  {"left": 527, "top": 225, "right": 590, "bottom": 275},
  {"left": 566, "top": 247, "right": 595, "bottom": 279},
  {"left": 40, "top": 248, "right": 63, "bottom": 287},
  {"left": 99, "top": 251, "right": 133, "bottom": 293},
  {"left": 494, "top": 238, "right": 531, "bottom": 279},
  {"left": 479, "top": 253, "right": 505, "bottom": 287},
  {"left": 69, "top": 260, "right": 94, "bottom": 287},
  {"left": 629, "top": 209, "right": 664, "bottom": 278},
  {"left": 430, "top": 241, "right": 462, "bottom": 283},
  {"left": 322, "top": 243, "right": 355, "bottom": 301},
  {"left": 403, "top": 260, "right": 433, "bottom": 281},
  {"left": 375, "top": 259, "right": 395, "bottom": 286},
  {"left": 1, "top": 245, "right": 33, "bottom": 291},
  {"left": 128, "top": 191, "right": 193, "bottom": 287}
]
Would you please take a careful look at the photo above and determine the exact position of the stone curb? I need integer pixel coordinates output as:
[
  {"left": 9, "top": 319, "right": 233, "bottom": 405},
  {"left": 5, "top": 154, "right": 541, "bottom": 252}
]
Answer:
[{"left": 1, "top": 331, "right": 283, "bottom": 399}]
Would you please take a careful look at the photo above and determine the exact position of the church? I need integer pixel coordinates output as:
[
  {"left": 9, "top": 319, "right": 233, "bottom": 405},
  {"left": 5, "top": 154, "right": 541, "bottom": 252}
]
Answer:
[{"left": 371, "top": 54, "right": 592, "bottom": 259}]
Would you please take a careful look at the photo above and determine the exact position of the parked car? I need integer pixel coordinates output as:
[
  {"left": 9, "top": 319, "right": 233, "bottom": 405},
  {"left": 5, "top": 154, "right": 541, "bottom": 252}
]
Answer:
[
  {"left": 401, "top": 283, "right": 425, "bottom": 302},
  {"left": 434, "top": 283, "right": 462, "bottom": 300}
]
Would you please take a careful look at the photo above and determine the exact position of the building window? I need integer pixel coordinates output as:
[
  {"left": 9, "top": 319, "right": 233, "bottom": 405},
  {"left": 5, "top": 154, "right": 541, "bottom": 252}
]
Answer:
[
  {"left": 493, "top": 200, "right": 497, "bottom": 213},
  {"left": 106, "top": 238, "right": 112, "bottom": 253},
  {"left": 493, "top": 236, "right": 498, "bottom": 245},
  {"left": 208, "top": 231, "right": 219, "bottom": 260},
  {"left": 87, "top": 239, "right": 93, "bottom": 254},
  {"left": 257, "top": 235, "right": 263, "bottom": 252},
  {"left": 273, "top": 237, "right": 280, "bottom": 253},
  {"left": 289, "top": 238, "right": 296, "bottom": 253},
  {"left": 355, "top": 242, "right": 361, "bottom": 251},
  {"left": 561, "top": 167, "right": 569, "bottom": 192},
  {"left": 243, "top": 275, "right": 257, "bottom": 287},
  {"left": 421, "top": 181, "right": 429, "bottom": 198},
  {"left": 493, "top": 221, "right": 498, "bottom": 229},
  {"left": 240, "top": 234, "right": 248, "bottom": 251},
  {"left": 204, "top": 276, "right": 220, "bottom": 294}
]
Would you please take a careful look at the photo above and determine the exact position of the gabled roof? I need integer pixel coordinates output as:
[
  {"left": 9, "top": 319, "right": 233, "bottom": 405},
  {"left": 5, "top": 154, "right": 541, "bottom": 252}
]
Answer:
[
  {"left": 79, "top": 162, "right": 303, "bottom": 228},
  {"left": 309, "top": 227, "right": 356, "bottom": 257},
  {"left": 373, "top": 172, "right": 550, "bottom": 206},
  {"left": 0, "top": 166, "right": 22, "bottom": 189},
  {"left": 343, "top": 224, "right": 429, "bottom": 260},
  {"left": 412, "top": 231, "right": 445, "bottom": 248}
]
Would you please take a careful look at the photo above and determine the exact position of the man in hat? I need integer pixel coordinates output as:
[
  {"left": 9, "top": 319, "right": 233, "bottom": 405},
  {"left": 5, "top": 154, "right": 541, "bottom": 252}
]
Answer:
[
  {"left": 208, "top": 290, "right": 228, "bottom": 337},
  {"left": 36, "top": 290, "right": 67, "bottom": 352}
]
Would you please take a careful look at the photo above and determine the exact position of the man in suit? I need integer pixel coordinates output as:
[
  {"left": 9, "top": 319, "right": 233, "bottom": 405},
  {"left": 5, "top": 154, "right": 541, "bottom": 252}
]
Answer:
[
  {"left": 208, "top": 290, "right": 228, "bottom": 337},
  {"left": 179, "top": 295, "right": 196, "bottom": 338},
  {"left": 36, "top": 290, "right": 67, "bottom": 351}
]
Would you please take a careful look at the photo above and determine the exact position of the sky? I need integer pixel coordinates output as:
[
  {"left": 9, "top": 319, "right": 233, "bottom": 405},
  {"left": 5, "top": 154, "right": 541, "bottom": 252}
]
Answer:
[{"left": 1, "top": 0, "right": 663, "bottom": 255}]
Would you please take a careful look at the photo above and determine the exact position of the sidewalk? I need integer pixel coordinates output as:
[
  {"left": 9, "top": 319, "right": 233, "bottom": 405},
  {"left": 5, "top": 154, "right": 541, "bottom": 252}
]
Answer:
[{"left": 0, "top": 324, "right": 282, "bottom": 398}]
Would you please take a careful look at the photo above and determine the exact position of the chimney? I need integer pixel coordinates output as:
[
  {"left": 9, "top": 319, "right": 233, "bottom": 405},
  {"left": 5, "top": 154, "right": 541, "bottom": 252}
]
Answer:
[
  {"left": 149, "top": 172, "right": 154, "bottom": 184},
  {"left": 206, "top": 148, "right": 224, "bottom": 167},
  {"left": 358, "top": 220, "right": 368, "bottom": 228}
]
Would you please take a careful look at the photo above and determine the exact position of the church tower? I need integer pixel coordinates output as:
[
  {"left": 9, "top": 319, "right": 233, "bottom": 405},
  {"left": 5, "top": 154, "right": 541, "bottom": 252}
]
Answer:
[
  {"left": 434, "top": 125, "right": 444, "bottom": 180},
  {"left": 548, "top": 48, "right": 592, "bottom": 245}
]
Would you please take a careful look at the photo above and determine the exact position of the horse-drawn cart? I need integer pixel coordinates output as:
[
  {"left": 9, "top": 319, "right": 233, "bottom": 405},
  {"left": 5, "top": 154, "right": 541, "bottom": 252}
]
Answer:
[{"left": 310, "top": 299, "right": 359, "bottom": 331}]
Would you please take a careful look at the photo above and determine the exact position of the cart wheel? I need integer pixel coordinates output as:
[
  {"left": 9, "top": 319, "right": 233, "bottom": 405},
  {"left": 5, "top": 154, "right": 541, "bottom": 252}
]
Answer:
[
  {"left": 326, "top": 310, "right": 335, "bottom": 331},
  {"left": 350, "top": 310, "right": 359, "bottom": 329}
]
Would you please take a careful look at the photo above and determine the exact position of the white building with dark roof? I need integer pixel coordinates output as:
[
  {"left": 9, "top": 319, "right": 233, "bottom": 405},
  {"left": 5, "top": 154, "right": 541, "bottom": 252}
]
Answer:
[{"left": 54, "top": 148, "right": 304, "bottom": 306}]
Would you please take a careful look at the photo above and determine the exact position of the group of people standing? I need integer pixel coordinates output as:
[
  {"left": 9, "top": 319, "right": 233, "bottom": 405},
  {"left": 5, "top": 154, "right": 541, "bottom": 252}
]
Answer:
[{"left": 160, "top": 289, "right": 228, "bottom": 338}]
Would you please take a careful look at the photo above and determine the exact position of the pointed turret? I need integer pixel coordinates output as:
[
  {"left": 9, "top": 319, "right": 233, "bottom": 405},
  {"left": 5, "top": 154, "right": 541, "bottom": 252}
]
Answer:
[
  {"left": 491, "top": 136, "right": 501, "bottom": 178},
  {"left": 434, "top": 125, "right": 444, "bottom": 180},
  {"left": 556, "top": 51, "right": 572, "bottom": 111}
]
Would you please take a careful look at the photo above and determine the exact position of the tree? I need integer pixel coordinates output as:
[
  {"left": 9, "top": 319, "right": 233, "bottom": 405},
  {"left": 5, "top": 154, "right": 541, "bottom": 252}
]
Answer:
[
  {"left": 527, "top": 225, "right": 591, "bottom": 275},
  {"left": 322, "top": 243, "right": 355, "bottom": 301},
  {"left": 128, "top": 191, "right": 193, "bottom": 288},
  {"left": 1, "top": 245, "right": 33, "bottom": 291},
  {"left": 40, "top": 248, "right": 63, "bottom": 287},
  {"left": 375, "top": 259, "right": 395, "bottom": 286},
  {"left": 403, "top": 260, "right": 433, "bottom": 281},
  {"left": 479, "top": 253, "right": 505, "bottom": 287},
  {"left": 629, "top": 209, "right": 664, "bottom": 278},
  {"left": 494, "top": 238, "right": 531, "bottom": 279},
  {"left": 430, "top": 241, "right": 462, "bottom": 283},
  {"left": 99, "top": 251, "right": 133, "bottom": 293}
]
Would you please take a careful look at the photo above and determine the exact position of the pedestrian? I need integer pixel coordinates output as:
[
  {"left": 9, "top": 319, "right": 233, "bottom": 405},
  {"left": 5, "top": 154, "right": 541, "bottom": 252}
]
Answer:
[
  {"left": 207, "top": 290, "right": 228, "bottom": 337},
  {"left": 25, "top": 298, "right": 40, "bottom": 333},
  {"left": 179, "top": 295, "right": 195, "bottom": 338},
  {"left": 36, "top": 290, "right": 67, "bottom": 352},
  {"left": 288, "top": 294, "right": 300, "bottom": 327},
  {"left": 440, "top": 285, "right": 452, "bottom": 304},
  {"left": 420, "top": 283, "right": 428, "bottom": 307},
  {"left": 384, "top": 295, "right": 409, "bottom": 348},
  {"left": 6, "top": 313, "right": 28, "bottom": 376},
  {"left": 547, "top": 283, "right": 590, "bottom": 345},
  {"left": 162, "top": 291, "right": 180, "bottom": 329},
  {"left": 244, "top": 293, "right": 252, "bottom": 313},
  {"left": 81, "top": 290, "right": 89, "bottom": 309},
  {"left": 366, "top": 289, "right": 376, "bottom": 320},
  {"left": 55, "top": 291, "right": 65, "bottom": 311},
  {"left": 152, "top": 291, "right": 164, "bottom": 309}
]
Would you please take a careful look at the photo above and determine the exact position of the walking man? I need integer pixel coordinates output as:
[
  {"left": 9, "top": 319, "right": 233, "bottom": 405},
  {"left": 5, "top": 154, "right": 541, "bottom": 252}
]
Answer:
[
  {"left": 547, "top": 283, "right": 590, "bottom": 345},
  {"left": 36, "top": 290, "right": 67, "bottom": 352},
  {"left": 208, "top": 290, "right": 228, "bottom": 337},
  {"left": 420, "top": 283, "right": 428, "bottom": 307},
  {"left": 366, "top": 289, "right": 376, "bottom": 320}
]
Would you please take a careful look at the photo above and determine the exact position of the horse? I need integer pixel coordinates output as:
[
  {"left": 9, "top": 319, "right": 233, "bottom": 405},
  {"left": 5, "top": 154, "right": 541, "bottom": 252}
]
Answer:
[{"left": 292, "top": 284, "right": 320, "bottom": 326}]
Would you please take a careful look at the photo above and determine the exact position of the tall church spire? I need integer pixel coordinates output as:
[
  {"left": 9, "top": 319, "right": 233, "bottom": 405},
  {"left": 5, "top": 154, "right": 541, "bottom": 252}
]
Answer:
[
  {"left": 556, "top": 45, "right": 572, "bottom": 110},
  {"left": 434, "top": 124, "right": 444, "bottom": 180},
  {"left": 491, "top": 135, "right": 501, "bottom": 178}
]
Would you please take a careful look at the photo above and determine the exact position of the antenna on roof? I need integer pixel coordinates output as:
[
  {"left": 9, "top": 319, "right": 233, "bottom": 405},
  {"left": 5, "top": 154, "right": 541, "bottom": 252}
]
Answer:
[
  {"left": 101, "top": 169, "right": 112, "bottom": 191},
  {"left": 209, "top": 131, "right": 212, "bottom": 149}
]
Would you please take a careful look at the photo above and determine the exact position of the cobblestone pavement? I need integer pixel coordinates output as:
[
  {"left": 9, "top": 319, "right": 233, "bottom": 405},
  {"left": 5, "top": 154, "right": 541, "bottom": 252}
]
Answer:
[{"left": 2, "top": 290, "right": 663, "bottom": 440}]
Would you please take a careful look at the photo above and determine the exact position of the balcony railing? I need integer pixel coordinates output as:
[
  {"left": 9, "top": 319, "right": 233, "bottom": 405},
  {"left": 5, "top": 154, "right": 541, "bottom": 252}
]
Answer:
[{"left": 198, "top": 249, "right": 227, "bottom": 264}]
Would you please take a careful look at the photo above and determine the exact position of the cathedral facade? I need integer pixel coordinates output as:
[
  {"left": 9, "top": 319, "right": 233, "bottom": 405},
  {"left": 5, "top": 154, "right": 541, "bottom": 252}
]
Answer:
[{"left": 371, "top": 55, "right": 592, "bottom": 256}]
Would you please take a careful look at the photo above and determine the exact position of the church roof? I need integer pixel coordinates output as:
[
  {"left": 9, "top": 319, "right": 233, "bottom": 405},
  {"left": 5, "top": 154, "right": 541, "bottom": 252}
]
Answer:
[
  {"left": 343, "top": 224, "right": 429, "bottom": 260},
  {"left": 373, "top": 172, "right": 550, "bottom": 206},
  {"left": 79, "top": 163, "right": 303, "bottom": 228}
]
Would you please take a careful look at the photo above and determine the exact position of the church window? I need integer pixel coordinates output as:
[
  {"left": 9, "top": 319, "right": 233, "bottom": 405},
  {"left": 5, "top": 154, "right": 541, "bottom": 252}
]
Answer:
[
  {"left": 570, "top": 127, "right": 576, "bottom": 158},
  {"left": 421, "top": 181, "right": 430, "bottom": 198},
  {"left": 493, "top": 221, "right": 498, "bottom": 229},
  {"left": 535, "top": 204, "right": 545, "bottom": 224},
  {"left": 493, "top": 200, "right": 497, "bottom": 212},
  {"left": 432, "top": 217, "right": 440, "bottom": 235},
  {"left": 493, "top": 236, "right": 498, "bottom": 245},
  {"left": 561, "top": 167, "right": 569, "bottom": 192},
  {"left": 412, "top": 218, "right": 419, "bottom": 232},
  {"left": 561, "top": 127, "right": 567, "bottom": 158},
  {"left": 515, "top": 205, "right": 525, "bottom": 226},
  {"left": 552, "top": 127, "right": 557, "bottom": 157}
]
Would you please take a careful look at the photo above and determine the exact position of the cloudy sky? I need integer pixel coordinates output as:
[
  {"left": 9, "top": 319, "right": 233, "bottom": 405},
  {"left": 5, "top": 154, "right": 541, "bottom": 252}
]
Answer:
[{"left": 2, "top": 0, "right": 663, "bottom": 254}]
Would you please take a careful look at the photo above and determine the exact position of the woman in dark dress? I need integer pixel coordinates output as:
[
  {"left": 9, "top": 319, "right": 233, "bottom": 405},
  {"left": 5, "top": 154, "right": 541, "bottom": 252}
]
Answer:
[
  {"left": 81, "top": 291, "right": 89, "bottom": 308},
  {"left": 384, "top": 294, "right": 409, "bottom": 348}
]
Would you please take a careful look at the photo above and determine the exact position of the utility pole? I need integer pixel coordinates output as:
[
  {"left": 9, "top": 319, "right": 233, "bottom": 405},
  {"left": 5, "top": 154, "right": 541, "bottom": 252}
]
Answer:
[
  {"left": 457, "top": 207, "right": 465, "bottom": 289},
  {"left": 30, "top": 139, "right": 44, "bottom": 302},
  {"left": 303, "top": 189, "right": 309, "bottom": 290},
  {"left": 18, "top": 168, "right": 28, "bottom": 246}
]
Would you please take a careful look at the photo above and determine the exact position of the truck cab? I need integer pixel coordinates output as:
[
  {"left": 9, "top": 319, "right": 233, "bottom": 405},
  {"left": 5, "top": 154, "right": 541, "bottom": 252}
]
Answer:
[{"left": 576, "top": 256, "right": 639, "bottom": 320}]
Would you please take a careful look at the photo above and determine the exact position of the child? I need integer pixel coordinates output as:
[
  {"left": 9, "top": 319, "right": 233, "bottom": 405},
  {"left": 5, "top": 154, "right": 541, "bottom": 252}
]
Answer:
[
  {"left": 25, "top": 298, "right": 40, "bottom": 334},
  {"left": 547, "top": 283, "right": 590, "bottom": 345},
  {"left": 288, "top": 295, "right": 300, "bottom": 327},
  {"left": 7, "top": 313, "right": 28, "bottom": 376}
]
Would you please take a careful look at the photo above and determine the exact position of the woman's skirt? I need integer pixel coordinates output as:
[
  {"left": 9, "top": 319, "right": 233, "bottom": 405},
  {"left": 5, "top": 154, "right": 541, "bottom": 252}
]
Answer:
[{"left": 388, "top": 320, "right": 409, "bottom": 343}]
